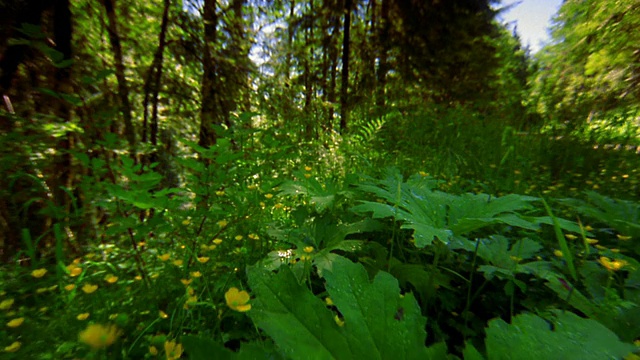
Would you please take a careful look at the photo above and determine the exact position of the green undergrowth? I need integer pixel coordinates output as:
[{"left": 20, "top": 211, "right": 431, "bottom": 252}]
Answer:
[{"left": 1, "top": 160, "right": 640, "bottom": 359}]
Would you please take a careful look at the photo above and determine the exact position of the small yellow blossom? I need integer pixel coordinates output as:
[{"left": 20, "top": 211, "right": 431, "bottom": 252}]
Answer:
[
  {"left": 31, "top": 268, "right": 47, "bottom": 278},
  {"left": 304, "top": 173, "right": 311, "bottom": 179},
  {"left": 216, "top": 190, "right": 225, "bottom": 196},
  {"left": 599, "top": 257, "right": 628, "bottom": 272},
  {"left": 137, "top": 241, "right": 146, "bottom": 247},
  {"left": 105, "top": 275, "right": 118, "bottom": 284},
  {"left": 172, "top": 260, "right": 183, "bottom": 266},
  {"left": 77, "top": 313, "right": 90, "bottom": 320},
  {"left": 82, "top": 284, "right": 98, "bottom": 294},
  {"left": 182, "top": 219, "right": 191, "bottom": 225},
  {"left": 187, "top": 295, "right": 197, "bottom": 303},
  {"left": 247, "top": 184, "right": 257, "bottom": 190},
  {"left": 617, "top": 234, "right": 632, "bottom": 241},
  {"left": 248, "top": 234, "right": 259, "bottom": 240},
  {"left": 274, "top": 203, "right": 284, "bottom": 209},
  {"left": 149, "top": 345, "right": 158, "bottom": 355},
  {"left": 419, "top": 171, "right": 428, "bottom": 177},
  {"left": 586, "top": 238, "right": 599, "bottom": 245},
  {"left": 134, "top": 275, "right": 142, "bottom": 281},
  {"left": 304, "top": 166, "right": 312, "bottom": 171},
  {"left": 164, "top": 340, "right": 183, "bottom": 360},
  {"left": 7, "top": 317, "right": 24, "bottom": 328},
  {"left": 300, "top": 255, "right": 311, "bottom": 261},
  {"left": 325, "top": 297, "right": 334, "bottom": 306},
  {"left": 0, "top": 299, "right": 14, "bottom": 310},
  {"left": 213, "top": 238, "right": 223, "bottom": 245},
  {"left": 4, "top": 341, "right": 20, "bottom": 352},
  {"left": 208, "top": 245, "right": 217, "bottom": 251},
  {"left": 225, "top": 287, "right": 251, "bottom": 312},
  {"left": 264, "top": 193, "right": 274, "bottom": 199},
  {"left": 190, "top": 271, "right": 202, "bottom": 278},
  {"left": 78, "top": 323, "right": 121, "bottom": 349},
  {"left": 158, "top": 254, "right": 171, "bottom": 261},
  {"left": 67, "top": 264, "right": 83, "bottom": 277},
  {"left": 159, "top": 310, "right": 168, "bottom": 319},
  {"left": 334, "top": 315, "right": 345, "bottom": 327},
  {"left": 584, "top": 225, "right": 594, "bottom": 231},
  {"left": 235, "top": 235, "right": 243, "bottom": 241},
  {"left": 217, "top": 220, "right": 228, "bottom": 228},
  {"left": 197, "top": 256, "right": 210, "bottom": 263},
  {"left": 180, "top": 279, "right": 192, "bottom": 286},
  {"left": 553, "top": 250, "right": 563, "bottom": 257},
  {"left": 303, "top": 246, "right": 314, "bottom": 253},
  {"left": 565, "top": 234, "right": 578, "bottom": 240},
  {"left": 187, "top": 287, "right": 195, "bottom": 296}
]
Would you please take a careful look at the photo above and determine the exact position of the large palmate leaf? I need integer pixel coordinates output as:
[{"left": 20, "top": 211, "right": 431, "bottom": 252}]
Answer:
[
  {"left": 247, "top": 256, "right": 442, "bottom": 360},
  {"left": 485, "top": 310, "right": 636, "bottom": 360},
  {"left": 561, "top": 191, "right": 640, "bottom": 238},
  {"left": 352, "top": 169, "right": 541, "bottom": 248}
]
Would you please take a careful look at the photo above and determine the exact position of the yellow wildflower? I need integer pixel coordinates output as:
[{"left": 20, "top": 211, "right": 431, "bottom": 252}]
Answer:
[
  {"left": 159, "top": 310, "right": 168, "bottom": 319},
  {"left": 216, "top": 190, "right": 225, "bottom": 196},
  {"left": 67, "top": 265, "right": 83, "bottom": 277},
  {"left": 164, "top": 340, "right": 183, "bottom": 360},
  {"left": 213, "top": 238, "right": 223, "bottom": 245},
  {"left": 225, "top": 287, "right": 251, "bottom": 312},
  {"left": 190, "top": 271, "right": 202, "bottom": 278},
  {"left": 78, "top": 323, "right": 121, "bottom": 349},
  {"left": 149, "top": 345, "right": 158, "bottom": 355},
  {"left": 584, "top": 225, "right": 594, "bottom": 231},
  {"left": 7, "top": 317, "right": 24, "bottom": 328},
  {"left": 197, "top": 257, "right": 209, "bottom": 263},
  {"left": 180, "top": 279, "right": 192, "bottom": 286},
  {"left": 105, "top": 275, "right": 118, "bottom": 284},
  {"left": 248, "top": 233, "right": 259, "bottom": 240},
  {"left": 134, "top": 275, "right": 142, "bottom": 281},
  {"left": 565, "top": 234, "right": 578, "bottom": 240},
  {"left": 0, "top": 299, "right": 14, "bottom": 310},
  {"left": 274, "top": 203, "right": 284, "bottom": 209},
  {"left": 172, "top": 260, "right": 183, "bottom": 266},
  {"left": 217, "top": 220, "right": 228, "bottom": 228},
  {"left": 247, "top": 184, "right": 258, "bottom": 190},
  {"left": 599, "top": 257, "right": 628, "bottom": 272},
  {"left": 586, "top": 238, "right": 599, "bottom": 244},
  {"left": 31, "top": 268, "right": 47, "bottom": 278},
  {"left": 182, "top": 219, "right": 191, "bottom": 225},
  {"left": 82, "top": 284, "right": 98, "bottom": 294},
  {"left": 419, "top": 171, "right": 428, "bottom": 177},
  {"left": 303, "top": 246, "right": 314, "bottom": 253},
  {"left": 77, "top": 313, "right": 90, "bottom": 320},
  {"left": 4, "top": 341, "right": 20, "bottom": 352},
  {"left": 304, "top": 166, "right": 312, "bottom": 171},
  {"left": 158, "top": 254, "right": 171, "bottom": 261},
  {"left": 553, "top": 250, "right": 563, "bottom": 257},
  {"left": 208, "top": 245, "right": 217, "bottom": 251},
  {"left": 235, "top": 235, "right": 243, "bottom": 241},
  {"left": 304, "top": 173, "right": 311, "bottom": 179},
  {"left": 325, "top": 297, "right": 334, "bottom": 306},
  {"left": 264, "top": 193, "right": 273, "bottom": 199}
]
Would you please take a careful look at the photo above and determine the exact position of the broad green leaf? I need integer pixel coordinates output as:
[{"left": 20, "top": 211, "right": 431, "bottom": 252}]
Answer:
[
  {"left": 485, "top": 310, "right": 636, "bottom": 360},
  {"left": 248, "top": 265, "right": 351, "bottom": 360},
  {"left": 248, "top": 256, "right": 439, "bottom": 359}
]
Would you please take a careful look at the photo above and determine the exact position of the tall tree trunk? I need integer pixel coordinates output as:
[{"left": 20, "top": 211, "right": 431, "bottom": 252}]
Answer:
[
  {"left": 50, "top": 0, "right": 80, "bottom": 253},
  {"left": 142, "top": 0, "right": 171, "bottom": 147},
  {"left": 303, "top": 0, "right": 314, "bottom": 140},
  {"left": 199, "top": 0, "right": 219, "bottom": 150},
  {"left": 340, "top": 0, "right": 352, "bottom": 132},
  {"left": 102, "top": 0, "right": 135, "bottom": 148},
  {"left": 376, "top": 0, "right": 389, "bottom": 109}
]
